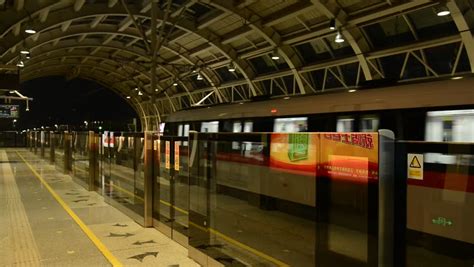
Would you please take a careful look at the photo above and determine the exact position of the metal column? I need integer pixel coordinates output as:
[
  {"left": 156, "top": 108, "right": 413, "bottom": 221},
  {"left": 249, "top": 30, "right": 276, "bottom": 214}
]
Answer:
[{"left": 143, "top": 131, "right": 154, "bottom": 227}]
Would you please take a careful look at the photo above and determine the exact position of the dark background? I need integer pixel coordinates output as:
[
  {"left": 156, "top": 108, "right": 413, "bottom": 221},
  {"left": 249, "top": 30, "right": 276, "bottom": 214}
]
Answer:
[{"left": 0, "top": 76, "right": 137, "bottom": 131}]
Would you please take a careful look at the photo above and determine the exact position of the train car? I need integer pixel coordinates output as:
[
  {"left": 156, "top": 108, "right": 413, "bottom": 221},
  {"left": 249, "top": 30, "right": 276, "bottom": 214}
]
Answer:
[
  {"left": 166, "top": 77, "right": 474, "bottom": 265},
  {"left": 164, "top": 76, "right": 474, "bottom": 142}
]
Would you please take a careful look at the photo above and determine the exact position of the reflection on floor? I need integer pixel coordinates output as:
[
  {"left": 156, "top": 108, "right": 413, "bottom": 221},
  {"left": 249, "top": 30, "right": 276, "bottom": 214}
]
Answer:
[{"left": 0, "top": 148, "right": 199, "bottom": 266}]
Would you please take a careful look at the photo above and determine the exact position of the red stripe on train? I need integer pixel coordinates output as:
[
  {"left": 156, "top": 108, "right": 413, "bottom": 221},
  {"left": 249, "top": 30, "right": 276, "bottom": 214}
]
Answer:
[{"left": 407, "top": 171, "right": 474, "bottom": 193}]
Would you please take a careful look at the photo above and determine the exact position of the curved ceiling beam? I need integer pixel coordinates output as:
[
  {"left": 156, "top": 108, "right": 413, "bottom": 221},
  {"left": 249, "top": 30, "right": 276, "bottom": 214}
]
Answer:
[
  {"left": 0, "top": 3, "right": 258, "bottom": 101},
  {"left": 203, "top": 0, "right": 310, "bottom": 94},
  {"left": 447, "top": 0, "right": 474, "bottom": 72},
  {"left": 27, "top": 46, "right": 198, "bottom": 104},
  {"left": 25, "top": 53, "right": 152, "bottom": 86},
  {"left": 309, "top": 0, "right": 374, "bottom": 81}
]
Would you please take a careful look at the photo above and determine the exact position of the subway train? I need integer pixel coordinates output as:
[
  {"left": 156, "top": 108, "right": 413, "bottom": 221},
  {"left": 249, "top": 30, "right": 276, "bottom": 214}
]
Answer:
[
  {"left": 162, "top": 76, "right": 473, "bottom": 265},
  {"left": 163, "top": 77, "right": 474, "bottom": 142}
]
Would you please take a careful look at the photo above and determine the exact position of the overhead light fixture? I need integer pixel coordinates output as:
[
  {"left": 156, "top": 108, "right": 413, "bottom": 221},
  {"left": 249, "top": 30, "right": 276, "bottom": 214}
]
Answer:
[
  {"left": 134, "top": 87, "right": 138, "bottom": 91},
  {"left": 197, "top": 74, "right": 203, "bottom": 80},
  {"left": 283, "top": 96, "right": 290, "bottom": 100},
  {"left": 329, "top": 19, "right": 336, "bottom": 30},
  {"left": 126, "top": 96, "right": 131, "bottom": 99},
  {"left": 25, "top": 28, "right": 36, "bottom": 34},
  {"left": 16, "top": 61, "right": 24, "bottom": 68},
  {"left": 335, "top": 31, "right": 345, "bottom": 43},
  {"left": 25, "top": 55, "right": 31, "bottom": 60},
  {"left": 348, "top": 89, "right": 357, "bottom": 93},
  {"left": 436, "top": 6, "right": 450, "bottom": 17},
  {"left": 173, "top": 82, "right": 178, "bottom": 86},
  {"left": 20, "top": 50, "right": 30, "bottom": 55},
  {"left": 138, "top": 91, "right": 143, "bottom": 96},
  {"left": 228, "top": 63, "right": 236, "bottom": 72},
  {"left": 451, "top": 76, "right": 463, "bottom": 80},
  {"left": 271, "top": 49, "right": 280, "bottom": 60}
]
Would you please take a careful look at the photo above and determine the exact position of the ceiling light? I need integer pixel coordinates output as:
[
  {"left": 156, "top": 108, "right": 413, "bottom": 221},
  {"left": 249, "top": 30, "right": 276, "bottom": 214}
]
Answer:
[
  {"left": 16, "top": 61, "right": 24, "bottom": 68},
  {"left": 451, "top": 76, "right": 463, "bottom": 80},
  {"left": 126, "top": 96, "right": 131, "bottom": 99},
  {"left": 335, "top": 31, "right": 345, "bottom": 43},
  {"left": 173, "top": 82, "right": 178, "bottom": 86},
  {"left": 197, "top": 74, "right": 203, "bottom": 80},
  {"left": 436, "top": 6, "right": 450, "bottom": 17},
  {"left": 138, "top": 91, "right": 143, "bottom": 96},
  {"left": 25, "top": 28, "right": 36, "bottom": 34},
  {"left": 283, "top": 96, "right": 290, "bottom": 100},
  {"left": 228, "top": 64, "right": 236, "bottom": 72},
  {"left": 20, "top": 50, "right": 30, "bottom": 55},
  {"left": 134, "top": 87, "right": 138, "bottom": 91},
  {"left": 348, "top": 89, "right": 357, "bottom": 93},
  {"left": 26, "top": 55, "right": 31, "bottom": 59},
  {"left": 329, "top": 19, "right": 336, "bottom": 30}
]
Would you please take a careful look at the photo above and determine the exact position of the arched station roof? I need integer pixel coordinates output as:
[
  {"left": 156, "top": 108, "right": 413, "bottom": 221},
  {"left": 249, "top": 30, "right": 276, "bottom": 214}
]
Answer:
[{"left": 0, "top": 0, "right": 473, "bottom": 126}]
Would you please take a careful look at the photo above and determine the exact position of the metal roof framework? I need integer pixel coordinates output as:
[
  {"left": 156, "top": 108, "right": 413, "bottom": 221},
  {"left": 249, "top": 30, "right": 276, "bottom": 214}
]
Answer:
[{"left": 0, "top": 0, "right": 472, "bottom": 130}]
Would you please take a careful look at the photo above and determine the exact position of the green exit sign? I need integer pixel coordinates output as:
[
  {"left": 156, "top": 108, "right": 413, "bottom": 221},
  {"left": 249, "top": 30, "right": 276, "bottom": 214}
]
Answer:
[{"left": 432, "top": 217, "right": 453, "bottom": 227}]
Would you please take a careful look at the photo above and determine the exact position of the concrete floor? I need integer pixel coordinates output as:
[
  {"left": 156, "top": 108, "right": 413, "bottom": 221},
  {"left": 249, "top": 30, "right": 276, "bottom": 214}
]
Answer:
[{"left": 0, "top": 148, "right": 199, "bottom": 267}]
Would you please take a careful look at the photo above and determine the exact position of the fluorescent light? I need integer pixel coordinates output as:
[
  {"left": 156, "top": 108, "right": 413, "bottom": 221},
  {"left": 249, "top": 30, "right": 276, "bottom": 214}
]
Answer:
[
  {"left": 173, "top": 82, "right": 178, "bottom": 86},
  {"left": 16, "top": 61, "right": 24, "bottom": 67},
  {"left": 25, "top": 29, "right": 36, "bottom": 34},
  {"left": 335, "top": 32, "right": 345, "bottom": 43},
  {"left": 197, "top": 74, "right": 203, "bottom": 80},
  {"left": 436, "top": 6, "right": 450, "bottom": 16},
  {"left": 138, "top": 91, "right": 143, "bottom": 95},
  {"left": 451, "top": 76, "right": 463, "bottom": 80},
  {"left": 348, "top": 89, "right": 357, "bottom": 93},
  {"left": 20, "top": 50, "right": 30, "bottom": 54},
  {"left": 271, "top": 55, "right": 279, "bottom": 60},
  {"left": 126, "top": 96, "right": 131, "bottom": 99},
  {"left": 228, "top": 66, "right": 236, "bottom": 72}
]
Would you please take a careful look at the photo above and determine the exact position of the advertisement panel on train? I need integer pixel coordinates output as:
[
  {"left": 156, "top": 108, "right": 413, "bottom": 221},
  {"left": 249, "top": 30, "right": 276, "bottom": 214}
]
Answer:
[{"left": 269, "top": 133, "right": 378, "bottom": 182}]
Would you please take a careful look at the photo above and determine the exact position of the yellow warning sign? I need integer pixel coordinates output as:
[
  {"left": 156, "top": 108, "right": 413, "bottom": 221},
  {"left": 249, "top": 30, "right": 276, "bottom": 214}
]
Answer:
[
  {"left": 409, "top": 156, "right": 421, "bottom": 168},
  {"left": 407, "top": 153, "right": 423, "bottom": 180}
]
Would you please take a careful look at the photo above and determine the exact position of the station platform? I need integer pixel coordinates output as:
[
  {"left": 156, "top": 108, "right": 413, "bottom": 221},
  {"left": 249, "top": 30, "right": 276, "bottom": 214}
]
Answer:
[{"left": 0, "top": 148, "right": 199, "bottom": 266}]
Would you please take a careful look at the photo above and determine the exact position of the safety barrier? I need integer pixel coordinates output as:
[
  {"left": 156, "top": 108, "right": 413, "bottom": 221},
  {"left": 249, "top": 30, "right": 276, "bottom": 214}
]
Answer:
[{"left": 25, "top": 130, "right": 474, "bottom": 267}]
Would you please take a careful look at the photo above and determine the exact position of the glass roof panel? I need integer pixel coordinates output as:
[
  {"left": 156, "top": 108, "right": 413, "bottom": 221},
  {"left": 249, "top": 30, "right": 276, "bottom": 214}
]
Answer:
[
  {"left": 362, "top": 16, "right": 415, "bottom": 49},
  {"left": 408, "top": 5, "right": 458, "bottom": 40}
]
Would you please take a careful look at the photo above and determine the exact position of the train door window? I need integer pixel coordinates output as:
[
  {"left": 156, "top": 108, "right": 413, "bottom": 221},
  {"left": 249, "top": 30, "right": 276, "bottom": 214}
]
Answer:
[
  {"left": 232, "top": 122, "right": 242, "bottom": 133},
  {"left": 425, "top": 109, "right": 474, "bottom": 142},
  {"left": 178, "top": 124, "right": 190, "bottom": 137},
  {"left": 360, "top": 116, "right": 379, "bottom": 132},
  {"left": 337, "top": 117, "right": 354, "bottom": 132},
  {"left": 201, "top": 121, "right": 219, "bottom": 133},
  {"left": 274, "top": 117, "right": 308, "bottom": 132},
  {"left": 243, "top": 121, "right": 253, "bottom": 132}
]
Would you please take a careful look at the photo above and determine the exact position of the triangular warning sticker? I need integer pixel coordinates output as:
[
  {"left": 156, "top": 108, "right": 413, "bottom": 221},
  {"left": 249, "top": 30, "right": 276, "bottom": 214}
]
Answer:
[{"left": 410, "top": 156, "right": 421, "bottom": 168}]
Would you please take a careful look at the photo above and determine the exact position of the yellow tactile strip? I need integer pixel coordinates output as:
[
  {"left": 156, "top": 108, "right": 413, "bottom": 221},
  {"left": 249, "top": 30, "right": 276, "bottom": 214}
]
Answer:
[
  {"left": 1, "top": 151, "right": 42, "bottom": 267},
  {"left": 16, "top": 151, "right": 123, "bottom": 267}
]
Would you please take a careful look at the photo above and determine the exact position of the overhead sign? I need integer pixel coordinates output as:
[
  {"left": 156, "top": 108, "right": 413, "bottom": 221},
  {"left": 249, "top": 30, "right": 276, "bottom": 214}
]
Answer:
[
  {"left": 174, "top": 142, "right": 180, "bottom": 171},
  {"left": 407, "top": 153, "right": 423, "bottom": 180},
  {"left": 0, "top": 105, "right": 19, "bottom": 118},
  {"left": 165, "top": 141, "right": 170, "bottom": 169}
]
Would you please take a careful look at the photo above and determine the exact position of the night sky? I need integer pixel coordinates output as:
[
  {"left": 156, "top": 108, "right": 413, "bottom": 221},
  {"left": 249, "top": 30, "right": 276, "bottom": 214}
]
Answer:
[{"left": 3, "top": 76, "right": 137, "bottom": 131}]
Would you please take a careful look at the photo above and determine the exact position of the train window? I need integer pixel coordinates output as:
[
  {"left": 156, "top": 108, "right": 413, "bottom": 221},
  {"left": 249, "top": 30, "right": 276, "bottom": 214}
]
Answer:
[
  {"left": 360, "top": 116, "right": 379, "bottom": 132},
  {"left": 178, "top": 124, "right": 190, "bottom": 137},
  {"left": 232, "top": 122, "right": 242, "bottom": 133},
  {"left": 201, "top": 121, "right": 219, "bottom": 133},
  {"left": 243, "top": 121, "right": 253, "bottom": 132},
  {"left": 336, "top": 117, "right": 354, "bottom": 132},
  {"left": 425, "top": 109, "right": 474, "bottom": 142},
  {"left": 274, "top": 117, "right": 308, "bottom": 132}
]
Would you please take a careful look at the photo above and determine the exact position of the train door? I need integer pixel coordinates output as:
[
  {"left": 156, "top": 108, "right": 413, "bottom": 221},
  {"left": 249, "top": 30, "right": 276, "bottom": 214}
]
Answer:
[{"left": 153, "top": 135, "right": 189, "bottom": 247}]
